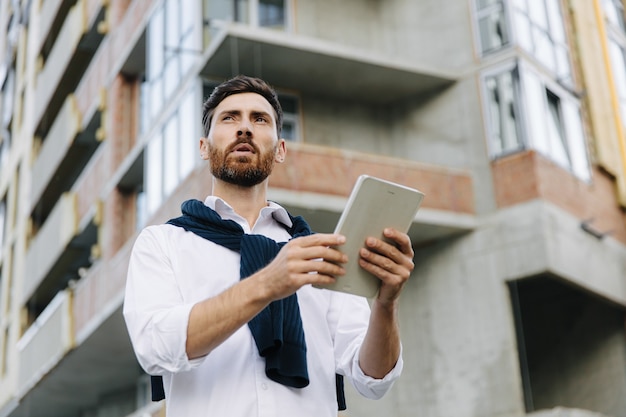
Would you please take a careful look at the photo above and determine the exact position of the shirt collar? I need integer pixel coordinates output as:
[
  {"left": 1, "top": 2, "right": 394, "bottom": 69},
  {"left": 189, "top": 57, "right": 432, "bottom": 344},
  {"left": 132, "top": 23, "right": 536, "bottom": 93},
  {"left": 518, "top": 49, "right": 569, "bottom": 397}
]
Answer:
[{"left": 203, "top": 196, "right": 293, "bottom": 228}]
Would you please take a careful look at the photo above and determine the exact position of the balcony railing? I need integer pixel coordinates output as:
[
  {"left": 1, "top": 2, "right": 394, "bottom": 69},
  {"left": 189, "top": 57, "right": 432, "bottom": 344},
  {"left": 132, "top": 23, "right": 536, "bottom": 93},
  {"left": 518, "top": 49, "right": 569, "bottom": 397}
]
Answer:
[
  {"left": 36, "top": 0, "right": 66, "bottom": 56},
  {"left": 34, "top": 0, "right": 107, "bottom": 136},
  {"left": 31, "top": 95, "right": 81, "bottom": 209},
  {"left": 16, "top": 290, "right": 74, "bottom": 397},
  {"left": 23, "top": 193, "right": 78, "bottom": 304},
  {"left": 35, "top": 0, "right": 87, "bottom": 128}
]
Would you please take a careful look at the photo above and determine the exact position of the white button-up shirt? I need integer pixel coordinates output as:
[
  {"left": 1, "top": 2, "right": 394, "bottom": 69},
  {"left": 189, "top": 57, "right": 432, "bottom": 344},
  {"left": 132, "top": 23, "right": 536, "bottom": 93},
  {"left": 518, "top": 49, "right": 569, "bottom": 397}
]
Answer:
[{"left": 123, "top": 197, "right": 402, "bottom": 417}]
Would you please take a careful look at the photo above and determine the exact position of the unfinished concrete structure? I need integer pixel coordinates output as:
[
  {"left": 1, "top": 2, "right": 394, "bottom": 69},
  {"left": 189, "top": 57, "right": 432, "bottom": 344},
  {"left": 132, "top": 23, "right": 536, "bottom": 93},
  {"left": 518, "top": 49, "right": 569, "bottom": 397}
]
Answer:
[{"left": 0, "top": 0, "right": 625, "bottom": 416}]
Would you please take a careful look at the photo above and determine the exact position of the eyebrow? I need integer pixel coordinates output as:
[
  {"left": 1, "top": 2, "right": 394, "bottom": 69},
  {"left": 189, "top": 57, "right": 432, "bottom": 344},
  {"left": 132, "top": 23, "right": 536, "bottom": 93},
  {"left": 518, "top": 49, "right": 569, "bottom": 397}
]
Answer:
[{"left": 216, "top": 109, "right": 274, "bottom": 121}]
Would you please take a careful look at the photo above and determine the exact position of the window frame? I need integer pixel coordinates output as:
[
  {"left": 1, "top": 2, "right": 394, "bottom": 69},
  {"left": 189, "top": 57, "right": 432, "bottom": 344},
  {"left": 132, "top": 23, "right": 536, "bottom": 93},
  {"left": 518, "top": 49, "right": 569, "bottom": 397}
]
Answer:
[
  {"left": 474, "top": 0, "right": 512, "bottom": 55},
  {"left": 143, "top": 81, "right": 202, "bottom": 218},
  {"left": 509, "top": 0, "right": 573, "bottom": 86},
  {"left": 205, "top": 0, "right": 292, "bottom": 31},
  {"left": 482, "top": 61, "right": 526, "bottom": 157},
  {"left": 482, "top": 60, "right": 591, "bottom": 181}
]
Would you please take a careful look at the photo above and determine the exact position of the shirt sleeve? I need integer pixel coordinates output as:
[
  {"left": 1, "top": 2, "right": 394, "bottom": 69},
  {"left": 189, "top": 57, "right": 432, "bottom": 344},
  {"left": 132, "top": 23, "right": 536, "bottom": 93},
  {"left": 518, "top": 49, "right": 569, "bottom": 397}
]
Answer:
[
  {"left": 330, "top": 292, "right": 403, "bottom": 400},
  {"left": 123, "top": 226, "right": 203, "bottom": 375}
]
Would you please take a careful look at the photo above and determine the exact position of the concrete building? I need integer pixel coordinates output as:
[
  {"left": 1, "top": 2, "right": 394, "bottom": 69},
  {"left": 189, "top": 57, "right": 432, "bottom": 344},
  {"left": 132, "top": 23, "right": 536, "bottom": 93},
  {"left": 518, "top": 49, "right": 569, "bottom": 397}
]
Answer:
[{"left": 0, "top": 0, "right": 625, "bottom": 416}]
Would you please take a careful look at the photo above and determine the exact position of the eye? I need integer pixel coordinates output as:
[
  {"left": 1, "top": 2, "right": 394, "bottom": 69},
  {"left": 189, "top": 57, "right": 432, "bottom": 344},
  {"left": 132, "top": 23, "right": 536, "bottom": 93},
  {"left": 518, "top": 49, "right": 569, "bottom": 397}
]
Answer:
[{"left": 255, "top": 116, "right": 268, "bottom": 123}]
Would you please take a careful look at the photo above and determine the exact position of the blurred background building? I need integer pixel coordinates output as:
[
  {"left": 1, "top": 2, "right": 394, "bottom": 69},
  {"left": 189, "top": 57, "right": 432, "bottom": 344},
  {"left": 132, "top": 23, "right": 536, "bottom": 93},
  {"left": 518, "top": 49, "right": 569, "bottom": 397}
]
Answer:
[{"left": 0, "top": 0, "right": 625, "bottom": 416}]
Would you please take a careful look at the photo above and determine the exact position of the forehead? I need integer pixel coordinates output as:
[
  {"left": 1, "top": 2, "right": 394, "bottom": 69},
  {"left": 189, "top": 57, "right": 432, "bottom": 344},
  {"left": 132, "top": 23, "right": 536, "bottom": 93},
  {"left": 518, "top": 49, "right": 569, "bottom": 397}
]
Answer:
[{"left": 214, "top": 92, "right": 275, "bottom": 117}]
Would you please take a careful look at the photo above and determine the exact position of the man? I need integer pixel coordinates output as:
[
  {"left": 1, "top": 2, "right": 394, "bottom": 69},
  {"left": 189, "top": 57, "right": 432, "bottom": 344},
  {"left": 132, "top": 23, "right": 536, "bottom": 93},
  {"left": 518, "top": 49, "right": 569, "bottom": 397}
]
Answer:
[{"left": 123, "top": 75, "right": 414, "bottom": 416}]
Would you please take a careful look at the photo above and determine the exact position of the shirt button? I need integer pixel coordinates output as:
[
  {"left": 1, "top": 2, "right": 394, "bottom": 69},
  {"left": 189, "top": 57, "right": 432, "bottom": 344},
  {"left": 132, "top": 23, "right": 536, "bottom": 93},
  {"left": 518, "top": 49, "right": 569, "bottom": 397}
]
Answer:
[{"left": 261, "top": 383, "right": 268, "bottom": 390}]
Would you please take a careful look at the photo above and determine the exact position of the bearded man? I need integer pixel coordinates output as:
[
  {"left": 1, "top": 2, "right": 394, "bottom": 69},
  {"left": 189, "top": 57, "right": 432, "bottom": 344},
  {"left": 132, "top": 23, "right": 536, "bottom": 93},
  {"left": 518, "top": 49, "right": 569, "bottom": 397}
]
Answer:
[{"left": 123, "top": 75, "right": 414, "bottom": 417}]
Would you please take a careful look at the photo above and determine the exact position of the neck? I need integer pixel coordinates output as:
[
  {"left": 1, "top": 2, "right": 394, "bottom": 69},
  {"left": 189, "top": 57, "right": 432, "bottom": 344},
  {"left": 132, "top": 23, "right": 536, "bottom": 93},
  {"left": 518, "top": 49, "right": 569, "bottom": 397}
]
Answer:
[{"left": 212, "top": 178, "right": 269, "bottom": 228}]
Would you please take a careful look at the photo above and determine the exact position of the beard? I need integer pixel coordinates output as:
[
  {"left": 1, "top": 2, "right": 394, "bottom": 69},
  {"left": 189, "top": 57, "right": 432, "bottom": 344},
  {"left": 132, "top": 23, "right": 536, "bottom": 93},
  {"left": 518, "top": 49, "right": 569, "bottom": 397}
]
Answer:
[{"left": 209, "top": 139, "right": 277, "bottom": 187}]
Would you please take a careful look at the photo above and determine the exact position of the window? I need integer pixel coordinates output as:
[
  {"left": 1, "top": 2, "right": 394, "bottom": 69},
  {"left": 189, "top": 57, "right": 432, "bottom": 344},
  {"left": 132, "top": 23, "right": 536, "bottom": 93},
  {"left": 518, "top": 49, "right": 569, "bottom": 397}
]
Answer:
[
  {"left": 278, "top": 94, "right": 300, "bottom": 141},
  {"left": 258, "top": 0, "right": 286, "bottom": 28},
  {"left": 510, "top": 0, "right": 572, "bottom": 84},
  {"left": 144, "top": 85, "right": 201, "bottom": 216},
  {"left": 485, "top": 67, "right": 523, "bottom": 154},
  {"left": 144, "top": 0, "right": 199, "bottom": 124},
  {"left": 483, "top": 63, "right": 590, "bottom": 180},
  {"left": 206, "top": 0, "right": 289, "bottom": 29},
  {"left": 476, "top": 0, "right": 510, "bottom": 54}
]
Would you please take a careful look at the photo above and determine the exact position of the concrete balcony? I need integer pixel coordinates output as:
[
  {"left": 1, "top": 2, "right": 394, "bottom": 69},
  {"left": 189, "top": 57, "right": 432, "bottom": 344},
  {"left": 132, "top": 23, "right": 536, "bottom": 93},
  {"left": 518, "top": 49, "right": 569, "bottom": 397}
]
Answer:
[
  {"left": 9, "top": 294, "right": 140, "bottom": 417},
  {"left": 34, "top": 0, "right": 106, "bottom": 136},
  {"left": 268, "top": 143, "right": 476, "bottom": 244},
  {"left": 23, "top": 193, "right": 79, "bottom": 305},
  {"left": 30, "top": 95, "right": 81, "bottom": 212},
  {"left": 16, "top": 290, "right": 73, "bottom": 397},
  {"left": 200, "top": 22, "right": 457, "bottom": 104},
  {"left": 30, "top": 92, "right": 103, "bottom": 228},
  {"left": 35, "top": 0, "right": 67, "bottom": 57}
]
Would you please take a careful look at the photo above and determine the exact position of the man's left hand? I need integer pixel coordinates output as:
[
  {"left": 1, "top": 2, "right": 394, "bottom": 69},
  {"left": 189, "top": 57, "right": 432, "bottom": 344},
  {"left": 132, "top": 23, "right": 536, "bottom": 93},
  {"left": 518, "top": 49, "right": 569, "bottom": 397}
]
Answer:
[{"left": 358, "top": 228, "right": 414, "bottom": 305}]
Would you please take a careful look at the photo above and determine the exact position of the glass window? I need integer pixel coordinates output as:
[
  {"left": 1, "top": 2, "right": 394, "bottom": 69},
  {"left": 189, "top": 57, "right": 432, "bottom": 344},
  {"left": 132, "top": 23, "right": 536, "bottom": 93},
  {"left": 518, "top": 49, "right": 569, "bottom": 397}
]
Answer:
[
  {"left": 145, "top": 133, "right": 163, "bottom": 215},
  {"left": 205, "top": 0, "right": 287, "bottom": 29},
  {"left": 179, "top": 88, "right": 199, "bottom": 178},
  {"left": 510, "top": 0, "right": 572, "bottom": 84},
  {"left": 476, "top": 0, "right": 510, "bottom": 54},
  {"left": 145, "top": 0, "right": 200, "bottom": 124},
  {"left": 545, "top": 89, "right": 570, "bottom": 168},
  {"left": 484, "top": 64, "right": 590, "bottom": 180},
  {"left": 485, "top": 69, "right": 523, "bottom": 155},
  {"left": 279, "top": 94, "right": 300, "bottom": 141},
  {"left": 147, "top": 6, "right": 164, "bottom": 81},
  {"left": 163, "top": 115, "right": 179, "bottom": 196},
  {"left": 144, "top": 84, "right": 201, "bottom": 218},
  {"left": 259, "top": 0, "right": 285, "bottom": 28}
]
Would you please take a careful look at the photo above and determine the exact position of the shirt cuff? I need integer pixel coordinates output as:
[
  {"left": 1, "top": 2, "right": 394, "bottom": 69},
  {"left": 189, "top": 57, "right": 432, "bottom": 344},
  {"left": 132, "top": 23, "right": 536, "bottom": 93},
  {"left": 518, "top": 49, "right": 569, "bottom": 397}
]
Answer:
[{"left": 350, "top": 346, "right": 404, "bottom": 400}]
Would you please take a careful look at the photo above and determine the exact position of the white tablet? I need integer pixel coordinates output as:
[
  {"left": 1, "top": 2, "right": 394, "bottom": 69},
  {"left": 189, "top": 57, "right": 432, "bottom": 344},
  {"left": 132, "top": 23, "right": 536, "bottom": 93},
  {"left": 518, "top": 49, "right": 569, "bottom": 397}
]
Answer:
[{"left": 315, "top": 175, "right": 424, "bottom": 298}]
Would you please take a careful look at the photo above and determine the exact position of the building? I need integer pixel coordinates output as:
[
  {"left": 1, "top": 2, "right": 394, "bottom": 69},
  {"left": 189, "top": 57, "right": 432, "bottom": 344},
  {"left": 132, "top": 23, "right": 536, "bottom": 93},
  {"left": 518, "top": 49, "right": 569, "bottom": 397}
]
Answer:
[{"left": 0, "top": 0, "right": 625, "bottom": 416}]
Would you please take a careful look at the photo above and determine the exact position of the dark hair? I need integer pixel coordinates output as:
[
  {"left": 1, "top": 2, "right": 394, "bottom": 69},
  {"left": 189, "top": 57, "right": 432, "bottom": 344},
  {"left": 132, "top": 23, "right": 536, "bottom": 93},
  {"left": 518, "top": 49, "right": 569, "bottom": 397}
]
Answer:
[{"left": 202, "top": 75, "right": 283, "bottom": 137}]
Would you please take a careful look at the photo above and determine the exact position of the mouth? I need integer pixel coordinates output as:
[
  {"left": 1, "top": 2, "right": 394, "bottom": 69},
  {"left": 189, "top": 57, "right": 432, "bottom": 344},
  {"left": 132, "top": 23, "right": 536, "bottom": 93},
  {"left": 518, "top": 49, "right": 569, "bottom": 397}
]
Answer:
[{"left": 230, "top": 142, "right": 256, "bottom": 155}]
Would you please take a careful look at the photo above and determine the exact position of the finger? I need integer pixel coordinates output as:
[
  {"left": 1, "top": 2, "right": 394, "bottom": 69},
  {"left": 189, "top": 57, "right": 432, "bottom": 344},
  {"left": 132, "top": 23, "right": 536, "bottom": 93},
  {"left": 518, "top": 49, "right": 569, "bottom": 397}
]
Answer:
[
  {"left": 359, "top": 247, "right": 407, "bottom": 278},
  {"left": 289, "top": 259, "right": 346, "bottom": 280},
  {"left": 292, "top": 233, "right": 346, "bottom": 248},
  {"left": 382, "top": 228, "right": 413, "bottom": 256},
  {"left": 364, "top": 237, "right": 413, "bottom": 271},
  {"left": 286, "top": 245, "right": 348, "bottom": 264}
]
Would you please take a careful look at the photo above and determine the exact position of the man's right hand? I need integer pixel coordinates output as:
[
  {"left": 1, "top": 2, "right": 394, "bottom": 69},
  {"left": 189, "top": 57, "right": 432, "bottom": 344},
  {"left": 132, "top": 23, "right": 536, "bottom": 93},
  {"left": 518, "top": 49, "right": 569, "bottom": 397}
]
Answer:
[{"left": 257, "top": 233, "right": 348, "bottom": 302}]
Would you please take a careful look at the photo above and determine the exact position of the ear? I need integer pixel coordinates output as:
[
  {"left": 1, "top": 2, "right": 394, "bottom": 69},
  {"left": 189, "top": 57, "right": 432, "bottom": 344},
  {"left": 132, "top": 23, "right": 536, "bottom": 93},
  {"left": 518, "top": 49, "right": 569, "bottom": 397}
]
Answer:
[
  {"left": 275, "top": 139, "right": 286, "bottom": 163},
  {"left": 199, "top": 138, "right": 209, "bottom": 160}
]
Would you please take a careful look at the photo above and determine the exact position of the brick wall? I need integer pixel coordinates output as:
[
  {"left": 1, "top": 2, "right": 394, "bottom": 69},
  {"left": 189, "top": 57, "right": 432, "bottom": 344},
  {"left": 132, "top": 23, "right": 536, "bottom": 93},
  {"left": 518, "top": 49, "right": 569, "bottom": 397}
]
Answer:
[
  {"left": 269, "top": 143, "right": 475, "bottom": 214},
  {"left": 492, "top": 150, "right": 626, "bottom": 244}
]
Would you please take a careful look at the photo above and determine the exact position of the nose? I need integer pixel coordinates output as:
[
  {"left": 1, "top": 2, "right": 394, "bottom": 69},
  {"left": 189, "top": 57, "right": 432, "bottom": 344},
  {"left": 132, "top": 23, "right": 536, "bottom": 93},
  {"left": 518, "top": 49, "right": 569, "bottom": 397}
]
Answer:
[{"left": 237, "top": 121, "right": 253, "bottom": 138}]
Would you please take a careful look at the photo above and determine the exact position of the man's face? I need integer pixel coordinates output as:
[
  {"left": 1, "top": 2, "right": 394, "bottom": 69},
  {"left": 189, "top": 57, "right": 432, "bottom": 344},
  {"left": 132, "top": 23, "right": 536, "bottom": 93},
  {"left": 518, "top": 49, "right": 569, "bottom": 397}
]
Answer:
[{"left": 200, "top": 92, "right": 285, "bottom": 187}]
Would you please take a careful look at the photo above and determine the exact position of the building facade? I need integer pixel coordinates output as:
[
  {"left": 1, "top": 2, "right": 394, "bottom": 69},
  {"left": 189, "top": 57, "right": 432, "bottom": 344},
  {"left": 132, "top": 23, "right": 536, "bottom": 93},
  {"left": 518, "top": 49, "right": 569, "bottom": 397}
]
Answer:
[{"left": 0, "top": 0, "right": 625, "bottom": 416}]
